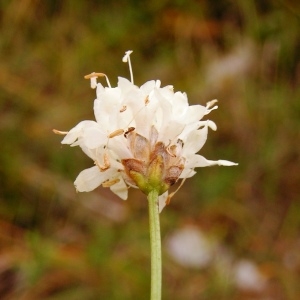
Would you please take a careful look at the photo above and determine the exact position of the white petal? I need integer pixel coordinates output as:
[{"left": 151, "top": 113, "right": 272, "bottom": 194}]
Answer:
[
  {"left": 95, "top": 82, "right": 105, "bottom": 97},
  {"left": 61, "top": 121, "right": 97, "bottom": 145},
  {"left": 179, "top": 169, "right": 196, "bottom": 178},
  {"left": 83, "top": 126, "right": 107, "bottom": 149},
  {"left": 216, "top": 160, "right": 238, "bottom": 166},
  {"left": 205, "top": 120, "right": 217, "bottom": 131},
  {"left": 74, "top": 166, "right": 105, "bottom": 192},
  {"left": 183, "top": 105, "right": 207, "bottom": 122},
  {"left": 177, "top": 121, "right": 201, "bottom": 140},
  {"left": 93, "top": 100, "right": 105, "bottom": 125},
  {"left": 152, "top": 88, "right": 173, "bottom": 132},
  {"left": 110, "top": 177, "right": 128, "bottom": 200},
  {"left": 117, "top": 76, "right": 136, "bottom": 93},
  {"left": 173, "top": 92, "right": 188, "bottom": 112},
  {"left": 79, "top": 144, "right": 97, "bottom": 160},
  {"left": 183, "top": 126, "right": 208, "bottom": 155},
  {"left": 158, "top": 85, "right": 174, "bottom": 100},
  {"left": 159, "top": 191, "right": 168, "bottom": 213},
  {"left": 159, "top": 120, "right": 185, "bottom": 143},
  {"left": 126, "top": 90, "right": 159, "bottom": 139},
  {"left": 109, "top": 137, "right": 133, "bottom": 159},
  {"left": 140, "top": 80, "right": 157, "bottom": 94},
  {"left": 186, "top": 154, "right": 238, "bottom": 168}
]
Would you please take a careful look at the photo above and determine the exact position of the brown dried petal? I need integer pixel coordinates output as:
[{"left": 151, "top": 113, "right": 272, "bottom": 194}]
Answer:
[
  {"left": 164, "top": 165, "right": 184, "bottom": 186},
  {"left": 150, "top": 141, "right": 166, "bottom": 162},
  {"left": 122, "top": 158, "right": 147, "bottom": 177},
  {"left": 149, "top": 126, "right": 158, "bottom": 150},
  {"left": 127, "top": 132, "right": 150, "bottom": 161}
]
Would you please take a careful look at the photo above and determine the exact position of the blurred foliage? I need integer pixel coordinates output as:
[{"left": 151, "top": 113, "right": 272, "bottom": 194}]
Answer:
[{"left": 1, "top": 0, "right": 300, "bottom": 299}]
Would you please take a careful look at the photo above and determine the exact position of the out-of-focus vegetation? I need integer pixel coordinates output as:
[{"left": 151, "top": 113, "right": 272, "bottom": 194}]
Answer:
[{"left": 1, "top": 0, "right": 300, "bottom": 299}]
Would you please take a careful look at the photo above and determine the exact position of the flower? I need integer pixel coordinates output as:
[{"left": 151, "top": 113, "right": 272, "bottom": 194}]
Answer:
[{"left": 54, "top": 51, "right": 237, "bottom": 212}]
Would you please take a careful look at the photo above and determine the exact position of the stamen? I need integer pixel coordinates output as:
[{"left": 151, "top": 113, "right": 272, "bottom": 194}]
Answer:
[
  {"left": 84, "top": 72, "right": 111, "bottom": 88},
  {"left": 144, "top": 95, "right": 150, "bottom": 105},
  {"left": 125, "top": 104, "right": 148, "bottom": 128},
  {"left": 108, "top": 129, "right": 124, "bottom": 138},
  {"left": 205, "top": 99, "right": 218, "bottom": 113},
  {"left": 95, "top": 153, "right": 110, "bottom": 171},
  {"left": 166, "top": 145, "right": 177, "bottom": 157},
  {"left": 206, "top": 99, "right": 218, "bottom": 109},
  {"left": 166, "top": 178, "right": 187, "bottom": 206},
  {"left": 102, "top": 178, "right": 120, "bottom": 187},
  {"left": 53, "top": 129, "right": 68, "bottom": 135},
  {"left": 120, "top": 105, "right": 127, "bottom": 112},
  {"left": 122, "top": 50, "right": 134, "bottom": 84},
  {"left": 124, "top": 127, "right": 135, "bottom": 138},
  {"left": 177, "top": 139, "right": 184, "bottom": 147}
]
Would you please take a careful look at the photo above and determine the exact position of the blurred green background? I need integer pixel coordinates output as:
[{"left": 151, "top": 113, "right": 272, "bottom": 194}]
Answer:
[{"left": 1, "top": 1, "right": 300, "bottom": 299}]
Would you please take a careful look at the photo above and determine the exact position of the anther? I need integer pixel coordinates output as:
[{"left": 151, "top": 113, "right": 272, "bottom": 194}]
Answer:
[
  {"left": 84, "top": 72, "right": 106, "bottom": 79},
  {"left": 122, "top": 50, "right": 134, "bottom": 84},
  {"left": 95, "top": 154, "right": 110, "bottom": 171},
  {"left": 108, "top": 129, "right": 124, "bottom": 138},
  {"left": 84, "top": 72, "right": 111, "bottom": 88},
  {"left": 166, "top": 178, "right": 187, "bottom": 205},
  {"left": 167, "top": 145, "right": 177, "bottom": 157},
  {"left": 102, "top": 178, "right": 120, "bottom": 187},
  {"left": 206, "top": 99, "right": 218, "bottom": 109},
  {"left": 124, "top": 127, "right": 135, "bottom": 138},
  {"left": 120, "top": 105, "right": 127, "bottom": 112},
  {"left": 52, "top": 129, "right": 68, "bottom": 135}
]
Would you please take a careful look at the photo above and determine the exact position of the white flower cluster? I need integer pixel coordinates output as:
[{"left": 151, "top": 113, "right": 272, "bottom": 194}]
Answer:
[{"left": 55, "top": 51, "right": 237, "bottom": 211}]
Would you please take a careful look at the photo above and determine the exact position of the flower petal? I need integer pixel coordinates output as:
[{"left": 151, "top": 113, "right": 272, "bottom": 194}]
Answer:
[
  {"left": 84, "top": 126, "right": 107, "bottom": 149},
  {"left": 186, "top": 154, "right": 238, "bottom": 168},
  {"left": 74, "top": 166, "right": 112, "bottom": 192},
  {"left": 182, "top": 126, "right": 208, "bottom": 155},
  {"left": 159, "top": 191, "right": 168, "bottom": 213},
  {"left": 61, "top": 120, "right": 97, "bottom": 145},
  {"left": 110, "top": 177, "right": 128, "bottom": 200}
]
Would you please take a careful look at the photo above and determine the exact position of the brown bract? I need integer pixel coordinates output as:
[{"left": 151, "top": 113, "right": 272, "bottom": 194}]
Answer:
[{"left": 121, "top": 126, "right": 184, "bottom": 195}]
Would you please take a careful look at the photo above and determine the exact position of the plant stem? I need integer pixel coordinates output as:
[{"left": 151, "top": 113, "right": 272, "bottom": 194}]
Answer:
[{"left": 147, "top": 189, "right": 162, "bottom": 300}]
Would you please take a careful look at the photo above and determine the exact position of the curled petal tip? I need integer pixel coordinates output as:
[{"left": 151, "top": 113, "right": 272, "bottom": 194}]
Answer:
[
  {"left": 206, "top": 120, "right": 217, "bottom": 131},
  {"left": 218, "top": 160, "right": 238, "bottom": 166},
  {"left": 206, "top": 99, "right": 218, "bottom": 108}
]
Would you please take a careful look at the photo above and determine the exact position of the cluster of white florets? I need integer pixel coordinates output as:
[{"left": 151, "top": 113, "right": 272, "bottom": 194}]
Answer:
[{"left": 55, "top": 51, "right": 237, "bottom": 211}]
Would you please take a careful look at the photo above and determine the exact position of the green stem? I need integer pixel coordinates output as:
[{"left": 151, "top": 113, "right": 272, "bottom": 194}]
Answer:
[{"left": 147, "top": 189, "right": 162, "bottom": 300}]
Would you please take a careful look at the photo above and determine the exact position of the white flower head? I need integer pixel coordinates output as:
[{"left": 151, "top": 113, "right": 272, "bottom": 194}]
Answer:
[{"left": 54, "top": 51, "right": 237, "bottom": 212}]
